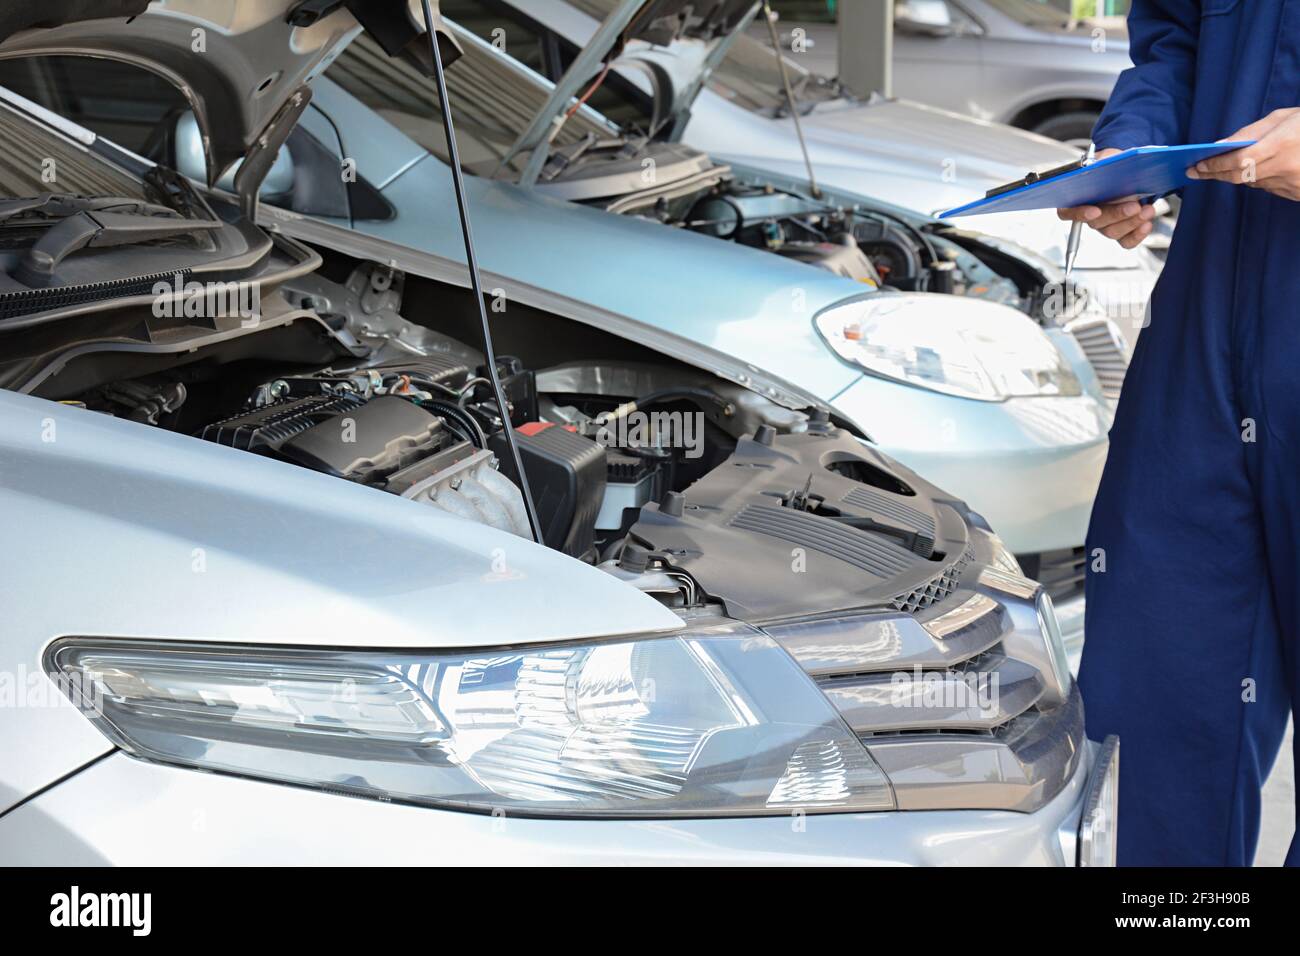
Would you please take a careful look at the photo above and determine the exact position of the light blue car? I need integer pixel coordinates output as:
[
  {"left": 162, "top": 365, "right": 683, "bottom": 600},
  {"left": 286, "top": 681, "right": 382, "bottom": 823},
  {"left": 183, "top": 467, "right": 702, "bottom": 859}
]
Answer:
[
  {"left": 502, "top": 0, "right": 1162, "bottom": 337},
  {"left": 0, "top": 0, "right": 1110, "bottom": 654}
]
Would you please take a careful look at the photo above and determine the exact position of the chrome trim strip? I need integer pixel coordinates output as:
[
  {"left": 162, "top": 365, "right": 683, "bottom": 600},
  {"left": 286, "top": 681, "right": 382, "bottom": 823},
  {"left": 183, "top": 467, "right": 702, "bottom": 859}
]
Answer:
[
  {"left": 1077, "top": 734, "right": 1120, "bottom": 866},
  {"left": 865, "top": 686, "right": 1086, "bottom": 812},
  {"left": 922, "top": 592, "right": 1001, "bottom": 639},
  {"left": 976, "top": 578, "right": 1071, "bottom": 708},
  {"left": 819, "top": 655, "right": 1044, "bottom": 735},
  {"left": 766, "top": 610, "right": 1002, "bottom": 677},
  {"left": 977, "top": 566, "right": 1039, "bottom": 599}
]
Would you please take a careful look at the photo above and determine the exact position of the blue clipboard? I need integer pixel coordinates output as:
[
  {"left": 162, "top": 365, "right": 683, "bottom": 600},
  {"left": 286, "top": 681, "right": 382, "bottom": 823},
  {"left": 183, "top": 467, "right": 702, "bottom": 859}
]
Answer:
[{"left": 939, "top": 142, "right": 1254, "bottom": 218}]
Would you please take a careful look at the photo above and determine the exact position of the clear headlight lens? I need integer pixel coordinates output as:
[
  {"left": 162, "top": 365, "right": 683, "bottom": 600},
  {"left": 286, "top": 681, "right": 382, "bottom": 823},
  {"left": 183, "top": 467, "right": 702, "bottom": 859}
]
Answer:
[
  {"left": 815, "top": 297, "right": 1081, "bottom": 401},
  {"left": 1078, "top": 735, "right": 1120, "bottom": 866},
  {"left": 46, "top": 624, "right": 895, "bottom": 817},
  {"left": 975, "top": 527, "right": 1023, "bottom": 575}
]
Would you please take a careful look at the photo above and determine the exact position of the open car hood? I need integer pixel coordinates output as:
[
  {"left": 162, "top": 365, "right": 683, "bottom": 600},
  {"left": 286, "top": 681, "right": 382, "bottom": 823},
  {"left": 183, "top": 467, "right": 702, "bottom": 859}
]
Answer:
[
  {"left": 499, "top": 0, "right": 757, "bottom": 180},
  {"left": 0, "top": 0, "right": 459, "bottom": 198},
  {"left": 560, "top": 0, "right": 756, "bottom": 51}
]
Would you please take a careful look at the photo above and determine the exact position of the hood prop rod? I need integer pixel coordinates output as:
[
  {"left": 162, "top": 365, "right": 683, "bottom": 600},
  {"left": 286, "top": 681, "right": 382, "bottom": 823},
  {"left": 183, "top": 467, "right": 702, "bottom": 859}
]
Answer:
[
  {"left": 418, "top": 0, "right": 541, "bottom": 544},
  {"left": 760, "top": 1, "right": 821, "bottom": 199}
]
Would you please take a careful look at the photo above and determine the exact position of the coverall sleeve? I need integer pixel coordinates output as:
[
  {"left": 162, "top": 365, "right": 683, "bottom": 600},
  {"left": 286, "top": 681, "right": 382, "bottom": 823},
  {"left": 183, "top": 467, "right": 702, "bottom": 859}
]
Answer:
[{"left": 1090, "top": 0, "right": 1201, "bottom": 150}]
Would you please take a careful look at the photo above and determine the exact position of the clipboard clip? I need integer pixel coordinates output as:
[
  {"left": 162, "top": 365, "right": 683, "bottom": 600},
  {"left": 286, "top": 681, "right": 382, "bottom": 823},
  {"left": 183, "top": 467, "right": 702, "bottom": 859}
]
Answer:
[{"left": 985, "top": 157, "right": 1091, "bottom": 199}]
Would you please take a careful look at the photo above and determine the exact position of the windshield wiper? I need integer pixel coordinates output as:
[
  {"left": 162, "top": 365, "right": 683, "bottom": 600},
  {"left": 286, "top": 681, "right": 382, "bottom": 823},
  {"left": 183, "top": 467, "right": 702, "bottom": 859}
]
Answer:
[
  {"left": 11, "top": 206, "right": 221, "bottom": 287},
  {"left": 0, "top": 193, "right": 181, "bottom": 226}
]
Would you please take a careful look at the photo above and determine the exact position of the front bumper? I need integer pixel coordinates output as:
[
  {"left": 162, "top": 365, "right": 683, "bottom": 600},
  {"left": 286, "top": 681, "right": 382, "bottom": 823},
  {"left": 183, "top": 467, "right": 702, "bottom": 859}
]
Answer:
[
  {"left": 0, "top": 743, "right": 1099, "bottom": 865},
  {"left": 831, "top": 380, "right": 1110, "bottom": 556}
]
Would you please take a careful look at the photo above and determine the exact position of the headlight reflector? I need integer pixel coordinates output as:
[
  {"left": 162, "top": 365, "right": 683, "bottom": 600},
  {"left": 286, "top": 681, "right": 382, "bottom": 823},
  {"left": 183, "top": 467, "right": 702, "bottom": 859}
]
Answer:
[
  {"left": 815, "top": 297, "right": 1081, "bottom": 401},
  {"left": 47, "top": 624, "right": 895, "bottom": 817}
]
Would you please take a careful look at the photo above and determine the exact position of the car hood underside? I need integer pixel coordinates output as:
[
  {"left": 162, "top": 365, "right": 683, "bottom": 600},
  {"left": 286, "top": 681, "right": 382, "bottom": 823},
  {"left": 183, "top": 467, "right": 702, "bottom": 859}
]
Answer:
[{"left": 0, "top": 0, "right": 461, "bottom": 193}]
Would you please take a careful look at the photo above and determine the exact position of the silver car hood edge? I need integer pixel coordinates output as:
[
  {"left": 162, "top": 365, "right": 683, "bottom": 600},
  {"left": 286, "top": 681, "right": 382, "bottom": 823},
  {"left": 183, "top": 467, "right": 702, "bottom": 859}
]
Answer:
[{"left": 0, "top": 387, "right": 686, "bottom": 652}]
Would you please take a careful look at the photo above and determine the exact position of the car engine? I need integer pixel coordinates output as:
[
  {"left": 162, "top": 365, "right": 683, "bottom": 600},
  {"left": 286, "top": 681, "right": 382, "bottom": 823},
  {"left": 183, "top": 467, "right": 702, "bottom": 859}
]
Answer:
[
  {"left": 534, "top": 139, "right": 1035, "bottom": 312},
  {"left": 17, "top": 249, "right": 965, "bottom": 596},
  {"left": 197, "top": 384, "right": 534, "bottom": 539}
]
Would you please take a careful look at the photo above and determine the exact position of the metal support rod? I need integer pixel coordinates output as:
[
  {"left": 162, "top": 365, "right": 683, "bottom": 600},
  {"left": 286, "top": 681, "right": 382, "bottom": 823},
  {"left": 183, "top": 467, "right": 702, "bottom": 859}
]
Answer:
[
  {"left": 419, "top": 0, "right": 542, "bottom": 544},
  {"left": 761, "top": 0, "right": 820, "bottom": 199},
  {"left": 496, "top": 0, "right": 645, "bottom": 185}
]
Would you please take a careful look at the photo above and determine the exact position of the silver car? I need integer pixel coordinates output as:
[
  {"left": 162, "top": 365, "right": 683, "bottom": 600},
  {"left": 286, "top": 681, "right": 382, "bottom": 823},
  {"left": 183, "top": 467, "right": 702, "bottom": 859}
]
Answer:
[
  {"left": 0, "top": 0, "right": 1123, "bottom": 658},
  {"left": 765, "top": 0, "right": 1130, "bottom": 147},
  {"left": 0, "top": 0, "right": 1116, "bottom": 866}
]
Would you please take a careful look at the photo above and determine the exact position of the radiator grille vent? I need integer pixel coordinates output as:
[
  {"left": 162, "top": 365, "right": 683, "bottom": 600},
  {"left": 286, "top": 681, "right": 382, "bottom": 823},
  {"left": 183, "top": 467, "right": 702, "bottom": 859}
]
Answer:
[
  {"left": 890, "top": 546, "right": 974, "bottom": 613},
  {"left": 1017, "top": 546, "right": 1086, "bottom": 604},
  {"left": 1068, "top": 316, "right": 1130, "bottom": 401}
]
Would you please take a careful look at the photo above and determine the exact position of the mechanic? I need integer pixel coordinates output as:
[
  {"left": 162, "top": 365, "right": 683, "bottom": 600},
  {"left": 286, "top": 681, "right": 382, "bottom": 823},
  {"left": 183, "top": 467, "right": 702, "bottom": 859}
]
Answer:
[{"left": 1057, "top": 1, "right": 1300, "bottom": 866}]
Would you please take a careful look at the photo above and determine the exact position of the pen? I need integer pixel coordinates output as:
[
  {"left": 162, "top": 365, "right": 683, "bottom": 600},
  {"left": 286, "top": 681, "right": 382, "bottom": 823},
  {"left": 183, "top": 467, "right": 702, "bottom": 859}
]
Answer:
[{"left": 1064, "top": 141, "right": 1096, "bottom": 281}]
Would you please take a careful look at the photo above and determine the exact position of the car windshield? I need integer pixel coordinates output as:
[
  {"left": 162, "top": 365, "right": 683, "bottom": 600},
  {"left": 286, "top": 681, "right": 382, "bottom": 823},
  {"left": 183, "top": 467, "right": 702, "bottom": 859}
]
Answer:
[
  {"left": 0, "top": 93, "right": 146, "bottom": 201},
  {"left": 325, "top": 29, "right": 615, "bottom": 178},
  {"left": 709, "top": 33, "right": 840, "bottom": 114},
  {"left": 566, "top": 0, "right": 839, "bottom": 115}
]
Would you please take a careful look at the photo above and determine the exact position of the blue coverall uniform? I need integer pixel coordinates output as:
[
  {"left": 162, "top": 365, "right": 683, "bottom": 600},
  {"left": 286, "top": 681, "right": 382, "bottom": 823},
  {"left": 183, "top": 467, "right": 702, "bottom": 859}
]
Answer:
[{"left": 1080, "top": 0, "right": 1300, "bottom": 865}]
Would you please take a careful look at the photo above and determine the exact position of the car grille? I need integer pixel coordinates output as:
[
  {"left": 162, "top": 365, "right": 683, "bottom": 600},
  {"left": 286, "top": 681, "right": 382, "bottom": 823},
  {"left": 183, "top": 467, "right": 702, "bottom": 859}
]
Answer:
[
  {"left": 1017, "top": 547, "right": 1086, "bottom": 605},
  {"left": 766, "top": 569, "right": 1084, "bottom": 812},
  {"left": 1067, "top": 315, "right": 1130, "bottom": 401},
  {"left": 890, "top": 545, "right": 973, "bottom": 613}
]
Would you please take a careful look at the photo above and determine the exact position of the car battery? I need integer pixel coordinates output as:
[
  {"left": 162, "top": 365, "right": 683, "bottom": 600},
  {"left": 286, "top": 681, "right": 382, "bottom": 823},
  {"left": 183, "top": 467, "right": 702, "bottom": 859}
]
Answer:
[{"left": 492, "top": 422, "right": 606, "bottom": 558}]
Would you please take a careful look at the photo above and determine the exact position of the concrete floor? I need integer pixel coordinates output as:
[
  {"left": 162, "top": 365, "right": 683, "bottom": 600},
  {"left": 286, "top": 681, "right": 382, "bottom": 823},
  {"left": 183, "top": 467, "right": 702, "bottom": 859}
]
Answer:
[{"left": 1256, "top": 721, "right": 1294, "bottom": 866}]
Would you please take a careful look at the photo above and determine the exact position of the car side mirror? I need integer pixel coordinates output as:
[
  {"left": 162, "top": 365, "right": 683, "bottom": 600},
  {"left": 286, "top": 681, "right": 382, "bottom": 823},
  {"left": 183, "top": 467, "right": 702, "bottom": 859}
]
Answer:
[
  {"left": 172, "top": 112, "right": 295, "bottom": 200},
  {"left": 894, "top": 0, "right": 955, "bottom": 36}
]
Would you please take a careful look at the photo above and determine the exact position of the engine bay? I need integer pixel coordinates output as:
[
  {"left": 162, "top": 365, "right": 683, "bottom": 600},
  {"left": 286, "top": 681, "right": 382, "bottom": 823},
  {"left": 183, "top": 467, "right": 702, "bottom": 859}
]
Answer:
[
  {"left": 7, "top": 238, "right": 970, "bottom": 621},
  {"left": 534, "top": 139, "right": 1045, "bottom": 314}
]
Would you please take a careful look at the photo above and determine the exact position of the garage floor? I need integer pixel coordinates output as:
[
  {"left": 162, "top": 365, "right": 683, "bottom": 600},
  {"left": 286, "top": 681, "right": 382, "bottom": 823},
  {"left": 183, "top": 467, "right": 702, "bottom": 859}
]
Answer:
[{"left": 1256, "top": 720, "right": 1295, "bottom": 866}]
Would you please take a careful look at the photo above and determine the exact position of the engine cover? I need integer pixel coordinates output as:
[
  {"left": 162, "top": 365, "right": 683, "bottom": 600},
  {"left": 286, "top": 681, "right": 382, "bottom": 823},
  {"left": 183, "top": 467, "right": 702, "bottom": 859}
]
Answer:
[
  {"left": 199, "top": 394, "right": 446, "bottom": 482},
  {"left": 623, "top": 427, "right": 975, "bottom": 621},
  {"left": 198, "top": 391, "right": 530, "bottom": 537}
]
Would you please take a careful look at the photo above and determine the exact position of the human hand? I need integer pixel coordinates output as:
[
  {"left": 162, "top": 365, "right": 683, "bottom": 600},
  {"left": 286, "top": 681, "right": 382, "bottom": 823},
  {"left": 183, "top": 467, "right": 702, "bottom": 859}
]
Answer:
[
  {"left": 1189, "top": 108, "right": 1300, "bottom": 200},
  {"left": 1055, "top": 149, "right": 1157, "bottom": 250}
]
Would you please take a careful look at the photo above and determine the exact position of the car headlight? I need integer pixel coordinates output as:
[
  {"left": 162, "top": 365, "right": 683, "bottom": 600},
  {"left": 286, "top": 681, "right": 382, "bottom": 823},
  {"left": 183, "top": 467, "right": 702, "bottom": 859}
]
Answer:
[
  {"left": 973, "top": 526, "right": 1024, "bottom": 575},
  {"left": 814, "top": 296, "right": 1081, "bottom": 401},
  {"left": 1078, "top": 735, "right": 1120, "bottom": 866},
  {"left": 46, "top": 623, "right": 896, "bottom": 817}
]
